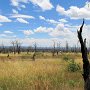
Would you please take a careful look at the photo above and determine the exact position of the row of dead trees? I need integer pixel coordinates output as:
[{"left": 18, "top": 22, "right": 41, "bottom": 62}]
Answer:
[{"left": 0, "top": 40, "right": 90, "bottom": 55}]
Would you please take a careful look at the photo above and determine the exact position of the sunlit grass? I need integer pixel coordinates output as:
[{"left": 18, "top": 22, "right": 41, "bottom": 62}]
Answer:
[{"left": 0, "top": 53, "right": 85, "bottom": 90}]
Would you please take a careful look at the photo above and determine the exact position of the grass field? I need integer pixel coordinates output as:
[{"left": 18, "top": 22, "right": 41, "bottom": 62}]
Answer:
[{"left": 0, "top": 52, "right": 89, "bottom": 90}]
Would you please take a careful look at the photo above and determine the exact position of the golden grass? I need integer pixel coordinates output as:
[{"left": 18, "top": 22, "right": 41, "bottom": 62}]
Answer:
[{"left": 0, "top": 53, "right": 84, "bottom": 90}]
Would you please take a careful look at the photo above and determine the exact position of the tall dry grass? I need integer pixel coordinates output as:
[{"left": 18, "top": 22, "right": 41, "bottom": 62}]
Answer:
[{"left": 0, "top": 54, "right": 84, "bottom": 90}]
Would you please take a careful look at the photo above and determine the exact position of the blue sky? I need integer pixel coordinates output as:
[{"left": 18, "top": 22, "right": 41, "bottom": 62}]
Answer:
[{"left": 0, "top": 0, "right": 90, "bottom": 47}]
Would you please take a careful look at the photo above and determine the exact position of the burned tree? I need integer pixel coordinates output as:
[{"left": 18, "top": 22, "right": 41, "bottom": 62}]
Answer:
[
  {"left": 11, "top": 41, "right": 16, "bottom": 54},
  {"left": 52, "top": 41, "right": 56, "bottom": 56},
  {"left": 77, "top": 19, "right": 90, "bottom": 90},
  {"left": 15, "top": 40, "right": 22, "bottom": 54},
  {"left": 66, "top": 41, "right": 69, "bottom": 52},
  {"left": 32, "top": 42, "right": 37, "bottom": 61},
  {"left": 56, "top": 42, "right": 60, "bottom": 55},
  {"left": 1, "top": 43, "right": 5, "bottom": 53}
]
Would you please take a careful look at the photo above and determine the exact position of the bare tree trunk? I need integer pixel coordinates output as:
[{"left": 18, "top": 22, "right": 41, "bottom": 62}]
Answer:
[
  {"left": 77, "top": 19, "right": 90, "bottom": 90},
  {"left": 32, "top": 42, "right": 37, "bottom": 61},
  {"left": 12, "top": 42, "right": 16, "bottom": 54},
  {"left": 52, "top": 41, "right": 55, "bottom": 56},
  {"left": 32, "top": 52, "right": 36, "bottom": 61}
]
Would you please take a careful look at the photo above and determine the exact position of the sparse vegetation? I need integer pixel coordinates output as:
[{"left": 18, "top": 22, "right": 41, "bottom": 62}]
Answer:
[
  {"left": 67, "top": 59, "right": 81, "bottom": 72},
  {"left": 0, "top": 53, "right": 85, "bottom": 90},
  {"left": 63, "top": 56, "right": 69, "bottom": 61}
]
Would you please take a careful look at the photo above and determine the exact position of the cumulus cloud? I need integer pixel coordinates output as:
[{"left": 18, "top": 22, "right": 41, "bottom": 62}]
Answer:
[
  {"left": 34, "top": 23, "right": 74, "bottom": 38},
  {"left": 11, "top": 0, "right": 53, "bottom": 11},
  {"left": 39, "top": 15, "right": 63, "bottom": 25},
  {"left": 16, "top": 18, "right": 29, "bottom": 24},
  {"left": 0, "top": 38, "right": 58, "bottom": 47},
  {"left": 49, "top": 23, "right": 74, "bottom": 37},
  {"left": 10, "top": 14, "right": 35, "bottom": 24},
  {"left": 11, "top": 0, "right": 28, "bottom": 8},
  {"left": 1, "top": 24, "right": 90, "bottom": 47},
  {"left": 0, "top": 15, "right": 12, "bottom": 22},
  {"left": 22, "top": 30, "right": 34, "bottom": 36},
  {"left": 59, "top": 19, "right": 68, "bottom": 23},
  {"left": 34, "top": 26, "right": 53, "bottom": 33},
  {"left": 12, "top": 9, "right": 18, "bottom": 14},
  {"left": 0, "top": 34, "right": 16, "bottom": 38},
  {"left": 56, "top": 5, "right": 65, "bottom": 15},
  {"left": 21, "top": 5, "right": 26, "bottom": 8},
  {"left": 39, "top": 16, "right": 45, "bottom": 20},
  {"left": 32, "top": 23, "right": 87, "bottom": 47},
  {"left": 56, "top": 2, "right": 90, "bottom": 20},
  {"left": 0, "top": 23, "right": 3, "bottom": 26},
  {"left": 46, "top": 19, "right": 59, "bottom": 24},
  {"left": 0, "top": 34, "right": 7, "bottom": 37},
  {"left": 21, "top": 38, "right": 60, "bottom": 47},
  {"left": 4, "top": 31, "right": 13, "bottom": 34},
  {"left": 30, "top": 0, "right": 54, "bottom": 11},
  {"left": 10, "top": 14, "right": 35, "bottom": 19}
]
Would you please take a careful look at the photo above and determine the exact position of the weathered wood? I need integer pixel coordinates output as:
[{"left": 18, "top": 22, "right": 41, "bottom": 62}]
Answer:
[{"left": 77, "top": 19, "right": 90, "bottom": 90}]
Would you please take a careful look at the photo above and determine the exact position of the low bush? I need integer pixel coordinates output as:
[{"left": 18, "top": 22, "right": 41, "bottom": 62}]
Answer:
[
  {"left": 67, "top": 59, "right": 81, "bottom": 72},
  {"left": 63, "top": 56, "right": 69, "bottom": 61}
]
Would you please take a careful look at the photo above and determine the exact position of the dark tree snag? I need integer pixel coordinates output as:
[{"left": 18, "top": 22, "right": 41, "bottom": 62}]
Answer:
[
  {"left": 52, "top": 41, "right": 56, "bottom": 57},
  {"left": 32, "top": 42, "right": 37, "bottom": 61},
  {"left": 77, "top": 19, "right": 90, "bottom": 90},
  {"left": 32, "top": 52, "right": 36, "bottom": 61}
]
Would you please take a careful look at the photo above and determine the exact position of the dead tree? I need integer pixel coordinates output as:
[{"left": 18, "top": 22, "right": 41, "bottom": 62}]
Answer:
[
  {"left": 32, "top": 42, "right": 37, "bottom": 61},
  {"left": 66, "top": 41, "right": 69, "bottom": 52},
  {"left": 56, "top": 42, "right": 60, "bottom": 55},
  {"left": 15, "top": 40, "right": 22, "bottom": 54},
  {"left": 11, "top": 41, "right": 16, "bottom": 54},
  {"left": 56, "top": 42, "right": 59, "bottom": 55},
  {"left": 52, "top": 41, "right": 56, "bottom": 56},
  {"left": 77, "top": 19, "right": 90, "bottom": 90},
  {"left": 1, "top": 43, "right": 5, "bottom": 53}
]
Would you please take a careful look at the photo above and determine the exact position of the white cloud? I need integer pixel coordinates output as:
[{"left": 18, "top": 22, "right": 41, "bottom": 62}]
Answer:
[
  {"left": 30, "top": 0, "right": 54, "bottom": 11},
  {"left": 11, "top": 0, "right": 53, "bottom": 11},
  {"left": 39, "top": 15, "right": 61, "bottom": 25},
  {"left": 0, "top": 31, "right": 16, "bottom": 39},
  {"left": 46, "top": 19, "right": 59, "bottom": 24},
  {"left": 56, "top": 5, "right": 65, "bottom": 15},
  {"left": 49, "top": 23, "right": 74, "bottom": 37},
  {"left": 34, "top": 26, "right": 53, "bottom": 33},
  {"left": 12, "top": 9, "right": 18, "bottom": 14},
  {"left": 0, "top": 23, "right": 90, "bottom": 47},
  {"left": 0, "top": 38, "right": 57, "bottom": 47},
  {"left": 11, "top": 0, "right": 29, "bottom": 7},
  {"left": 80, "top": 25, "right": 90, "bottom": 42},
  {"left": 56, "top": 2, "right": 90, "bottom": 20},
  {"left": 33, "top": 23, "right": 81, "bottom": 47},
  {"left": 39, "top": 16, "right": 45, "bottom": 20},
  {"left": 11, "top": 14, "right": 35, "bottom": 19},
  {"left": 11, "top": 14, "right": 35, "bottom": 23},
  {"left": 4, "top": 31, "right": 13, "bottom": 34},
  {"left": 11, "top": 0, "right": 19, "bottom": 7},
  {"left": 22, "top": 38, "right": 59, "bottom": 47},
  {"left": 22, "top": 30, "right": 34, "bottom": 35},
  {"left": 16, "top": 18, "right": 29, "bottom": 24},
  {"left": 34, "top": 23, "right": 74, "bottom": 38},
  {"left": 0, "top": 37, "right": 78, "bottom": 47},
  {"left": 0, "top": 15, "right": 12, "bottom": 22},
  {"left": 0, "top": 34, "right": 7, "bottom": 37},
  {"left": 0, "top": 23, "right": 3, "bottom": 26},
  {"left": 21, "top": 5, "right": 26, "bottom": 8},
  {"left": 59, "top": 19, "right": 68, "bottom": 23}
]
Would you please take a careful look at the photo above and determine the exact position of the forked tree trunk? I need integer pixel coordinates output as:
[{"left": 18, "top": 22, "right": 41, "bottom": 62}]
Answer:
[{"left": 77, "top": 19, "right": 90, "bottom": 90}]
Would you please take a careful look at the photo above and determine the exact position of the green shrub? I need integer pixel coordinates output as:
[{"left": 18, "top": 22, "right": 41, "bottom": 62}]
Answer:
[
  {"left": 68, "top": 80, "right": 76, "bottom": 87},
  {"left": 63, "top": 56, "right": 69, "bottom": 61},
  {"left": 67, "top": 59, "right": 81, "bottom": 72}
]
